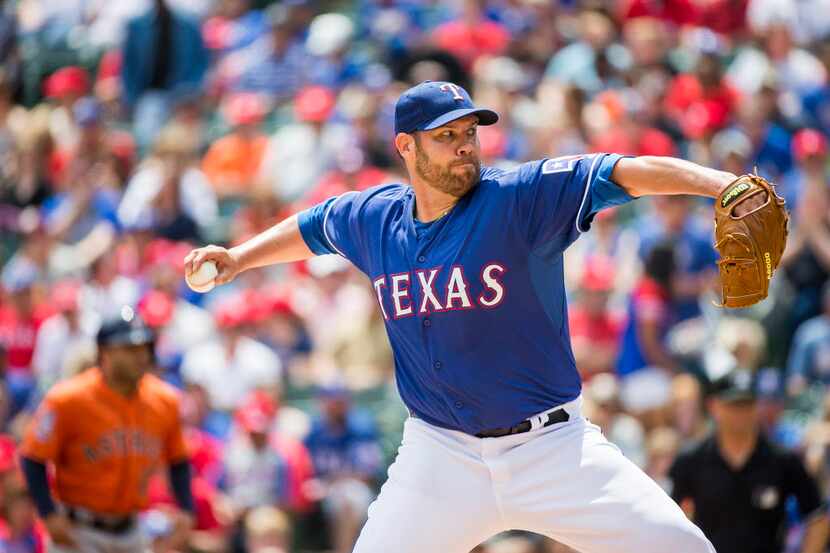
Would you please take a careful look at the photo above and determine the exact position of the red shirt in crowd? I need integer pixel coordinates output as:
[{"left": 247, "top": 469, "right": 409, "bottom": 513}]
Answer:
[
  {"left": 664, "top": 74, "right": 740, "bottom": 138},
  {"left": 568, "top": 307, "right": 624, "bottom": 380},
  {"left": 431, "top": 20, "right": 510, "bottom": 69},
  {"left": 697, "top": 0, "right": 748, "bottom": 35},
  {"left": 146, "top": 475, "right": 223, "bottom": 532},
  {"left": 0, "top": 306, "right": 47, "bottom": 374},
  {"left": 185, "top": 428, "right": 224, "bottom": 487},
  {"left": 0, "top": 518, "right": 47, "bottom": 553},
  {"left": 619, "top": 0, "right": 700, "bottom": 27},
  {"left": 591, "top": 127, "right": 677, "bottom": 158}
]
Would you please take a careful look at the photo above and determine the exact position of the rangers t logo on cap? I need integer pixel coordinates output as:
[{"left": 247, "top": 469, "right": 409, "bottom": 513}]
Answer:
[{"left": 393, "top": 81, "right": 499, "bottom": 135}]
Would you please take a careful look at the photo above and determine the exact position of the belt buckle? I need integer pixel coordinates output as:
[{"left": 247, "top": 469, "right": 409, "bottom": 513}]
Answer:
[
  {"left": 528, "top": 413, "right": 547, "bottom": 431},
  {"left": 75, "top": 508, "right": 94, "bottom": 525},
  {"left": 67, "top": 506, "right": 131, "bottom": 533}
]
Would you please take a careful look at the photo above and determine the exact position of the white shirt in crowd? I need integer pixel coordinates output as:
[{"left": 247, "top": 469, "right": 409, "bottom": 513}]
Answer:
[
  {"left": 118, "top": 163, "right": 218, "bottom": 231},
  {"left": 257, "top": 122, "right": 354, "bottom": 202},
  {"left": 180, "top": 336, "right": 282, "bottom": 411},
  {"left": 31, "top": 313, "right": 96, "bottom": 390},
  {"left": 80, "top": 277, "right": 141, "bottom": 324},
  {"left": 223, "top": 436, "right": 287, "bottom": 509}
]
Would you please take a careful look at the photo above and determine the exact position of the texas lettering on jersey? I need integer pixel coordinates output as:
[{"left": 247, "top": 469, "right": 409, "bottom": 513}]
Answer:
[{"left": 372, "top": 263, "right": 506, "bottom": 320}]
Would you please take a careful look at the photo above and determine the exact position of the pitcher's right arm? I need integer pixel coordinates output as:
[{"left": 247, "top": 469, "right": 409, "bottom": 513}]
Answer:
[{"left": 184, "top": 213, "right": 315, "bottom": 286}]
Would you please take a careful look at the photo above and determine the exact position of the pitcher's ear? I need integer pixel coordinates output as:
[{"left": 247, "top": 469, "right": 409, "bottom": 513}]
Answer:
[{"left": 395, "top": 132, "right": 413, "bottom": 156}]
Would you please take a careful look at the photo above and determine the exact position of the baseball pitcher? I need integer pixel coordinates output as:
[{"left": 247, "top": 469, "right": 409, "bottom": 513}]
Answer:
[{"left": 185, "top": 81, "right": 787, "bottom": 553}]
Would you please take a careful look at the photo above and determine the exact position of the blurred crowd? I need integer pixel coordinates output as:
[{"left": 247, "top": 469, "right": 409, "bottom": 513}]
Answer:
[{"left": 0, "top": 0, "right": 828, "bottom": 551}]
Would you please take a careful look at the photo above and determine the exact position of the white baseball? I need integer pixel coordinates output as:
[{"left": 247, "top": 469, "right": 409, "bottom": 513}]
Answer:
[{"left": 186, "top": 260, "right": 218, "bottom": 293}]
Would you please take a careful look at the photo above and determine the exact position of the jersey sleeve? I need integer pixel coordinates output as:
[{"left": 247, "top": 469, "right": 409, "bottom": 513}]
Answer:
[
  {"left": 516, "top": 153, "right": 634, "bottom": 250},
  {"left": 20, "top": 396, "right": 65, "bottom": 463},
  {"left": 784, "top": 453, "right": 824, "bottom": 519},
  {"left": 164, "top": 399, "right": 189, "bottom": 464},
  {"left": 667, "top": 452, "right": 694, "bottom": 503},
  {"left": 297, "top": 191, "right": 363, "bottom": 264}
]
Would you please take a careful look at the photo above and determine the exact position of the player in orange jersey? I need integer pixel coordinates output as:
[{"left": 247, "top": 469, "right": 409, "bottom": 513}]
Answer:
[{"left": 19, "top": 306, "right": 194, "bottom": 552}]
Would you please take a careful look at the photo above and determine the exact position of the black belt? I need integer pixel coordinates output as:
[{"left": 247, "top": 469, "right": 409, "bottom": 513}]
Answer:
[
  {"left": 66, "top": 507, "right": 135, "bottom": 535},
  {"left": 475, "top": 408, "right": 570, "bottom": 438}
]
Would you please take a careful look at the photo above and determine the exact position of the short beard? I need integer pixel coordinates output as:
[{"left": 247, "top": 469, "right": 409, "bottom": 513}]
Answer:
[{"left": 413, "top": 136, "right": 480, "bottom": 198}]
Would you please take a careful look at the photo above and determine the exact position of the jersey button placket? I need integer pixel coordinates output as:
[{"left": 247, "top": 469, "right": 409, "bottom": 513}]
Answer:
[
  {"left": 417, "top": 255, "right": 426, "bottom": 263},
  {"left": 423, "top": 318, "right": 431, "bottom": 327},
  {"left": 433, "top": 361, "right": 442, "bottom": 370}
]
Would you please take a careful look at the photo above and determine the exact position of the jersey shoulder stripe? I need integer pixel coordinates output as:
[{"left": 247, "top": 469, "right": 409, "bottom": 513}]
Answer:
[
  {"left": 574, "top": 154, "right": 602, "bottom": 234},
  {"left": 322, "top": 191, "right": 359, "bottom": 257}
]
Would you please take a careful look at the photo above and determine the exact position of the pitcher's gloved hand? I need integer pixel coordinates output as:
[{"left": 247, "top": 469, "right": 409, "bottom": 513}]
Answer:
[{"left": 713, "top": 174, "right": 789, "bottom": 308}]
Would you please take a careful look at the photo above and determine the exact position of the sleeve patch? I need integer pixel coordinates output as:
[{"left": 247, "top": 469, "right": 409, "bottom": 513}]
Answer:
[
  {"left": 35, "top": 409, "right": 56, "bottom": 442},
  {"left": 542, "top": 155, "right": 584, "bottom": 174}
]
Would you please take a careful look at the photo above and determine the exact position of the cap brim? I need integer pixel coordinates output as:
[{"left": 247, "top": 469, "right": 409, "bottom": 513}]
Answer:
[
  {"left": 716, "top": 391, "right": 757, "bottom": 402},
  {"left": 101, "top": 328, "right": 155, "bottom": 347},
  {"left": 422, "top": 108, "right": 499, "bottom": 131}
]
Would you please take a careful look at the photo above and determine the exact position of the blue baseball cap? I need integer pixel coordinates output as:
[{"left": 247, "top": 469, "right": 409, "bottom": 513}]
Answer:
[{"left": 394, "top": 81, "right": 499, "bottom": 135}]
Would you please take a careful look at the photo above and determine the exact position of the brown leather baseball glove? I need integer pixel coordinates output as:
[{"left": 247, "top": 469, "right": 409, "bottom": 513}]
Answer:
[{"left": 713, "top": 174, "right": 789, "bottom": 308}]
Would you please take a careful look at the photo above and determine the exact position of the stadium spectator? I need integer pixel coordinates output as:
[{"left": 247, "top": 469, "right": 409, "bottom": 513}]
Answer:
[
  {"left": 41, "top": 67, "right": 90, "bottom": 152},
  {"left": 123, "top": 0, "right": 209, "bottom": 152},
  {"left": 119, "top": 123, "right": 217, "bottom": 242},
  {"left": 670, "top": 368, "right": 830, "bottom": 553},
  {"left": 305, "top": 13, "right": 365, "bottom": 89},
  {"left": 583, "top": 373, "right": 647, "bottom": 468},
  {"left": 637, "top": 195, "right": 719, "bottom": 321},
  {"left": 257, "top": 85, "right": 354, "bottom": 202},
  {"left": 0, "top": 263, "right": 43, "bottom": 416},
  {"left": 431, "top": 0, "right": 510, "bottom": 71},
  {"left": 645, "top": 426, "right": 680, "bottom": 491},
  {"left": 670, "top": 373, "right": 709, "bottom": 442},
  {"left": 568, "top": 256, "right": 624, "bottom": 381},
  {"left": 30, "top": 280, "right": 94, "bottom": 393},
  {"left": 236, "top": 4, "right": 308, "bottom": 104},
  {"left": 787, "top": 282, "right": 830, "bottom": 396},
  {"left": 0, "top": 472, "right": 46, "bottom": 553},
  {"left": 781, "top": 129, "right": 830, "bottom": 328},
  {"left": 480, "top": 531, "right": 552, "bottom": 553},
  {"left": 243, "top": 505, "right": 291, "bottom": 553},
  {"left": 180, "top": 294, "right": 281, "bottom": 412},
  {"left": 803, "top": 391, "right": 830, "bottom": 498},
  {"left": 223, "top": 395, "right": 291, "bottom": 512},
  {"left": 544, "top": 9, "right": 626, "bottom": 95},
  {"left": 617, "top": 240, "right": 681, "bottom": 376},
  {"left": 664, "top": 52, "right": 740, "bottom": 141},
  {"left": 304, "top": 385, "right": 383, "bottom": 553},
  {"left": 202, "top": 93, "right": 270, "bottom": 198},
  {"left": 44, "top": 98, "right": 124, "bottom": 247}
]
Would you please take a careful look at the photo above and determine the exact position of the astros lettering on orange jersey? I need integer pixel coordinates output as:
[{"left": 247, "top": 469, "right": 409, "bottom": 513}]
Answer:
[
  {"left": 82, "top": 429, "right": 162, "bottom": 462},
  {"left": 21, "top": 367, "right": 188, "bottom": 516}
]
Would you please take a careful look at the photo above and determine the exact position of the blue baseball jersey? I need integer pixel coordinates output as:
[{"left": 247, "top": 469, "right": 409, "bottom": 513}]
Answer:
[{"left": 298, "top": 153, "right": 634, "bottom": 435}]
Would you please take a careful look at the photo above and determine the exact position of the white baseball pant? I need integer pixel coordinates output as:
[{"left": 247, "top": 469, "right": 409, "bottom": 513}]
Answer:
[
  {"left": 49, "top": 518, "right": 149, "bottom": 553},
  {"left": 48, "top": 507, "right": 150, "bottom": 553},
  {"left": 352, "top": 396, "right": 715, "bottom": 553}
]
